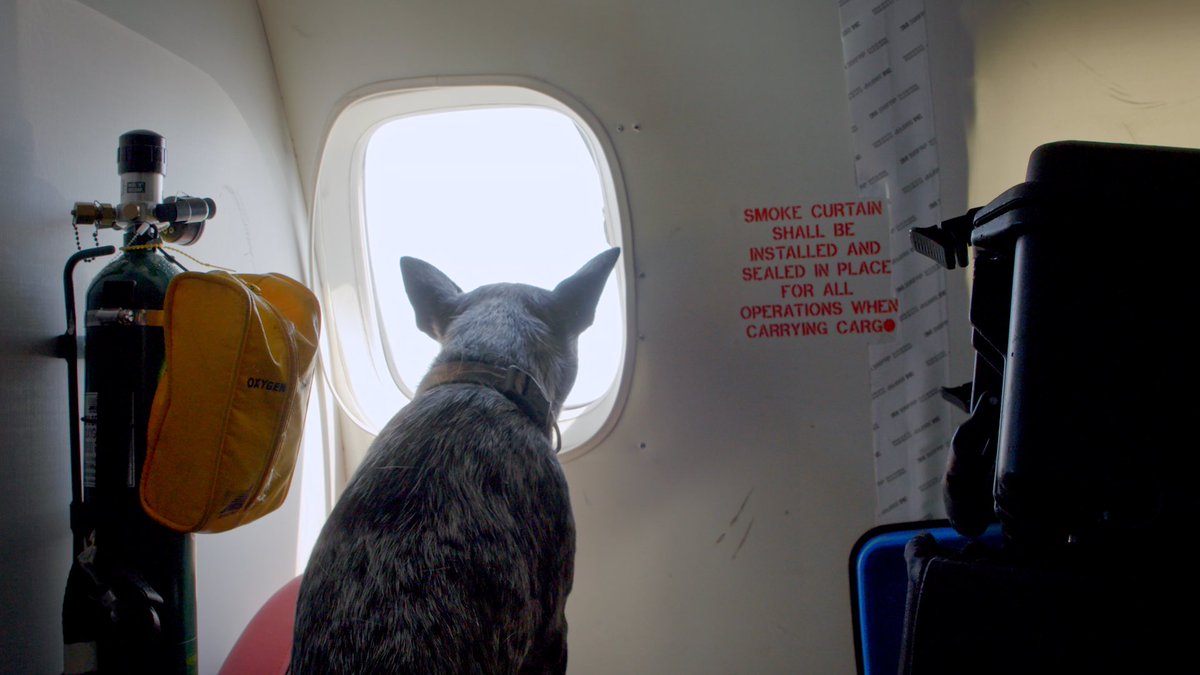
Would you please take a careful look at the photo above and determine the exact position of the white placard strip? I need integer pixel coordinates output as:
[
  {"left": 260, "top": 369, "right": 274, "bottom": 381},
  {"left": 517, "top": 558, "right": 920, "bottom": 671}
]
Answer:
[{"left": 839, "top": 0, "right": 952, "bottom": 522}]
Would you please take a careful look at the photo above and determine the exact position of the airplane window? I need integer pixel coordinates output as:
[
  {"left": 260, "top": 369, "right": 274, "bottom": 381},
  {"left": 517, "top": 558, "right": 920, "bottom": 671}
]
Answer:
[
  {"left": 363, "top": 107, "right": 621, "bottom": 414},
  {"left": 310, "top": 81, "right": 633, "bottom": 459}
]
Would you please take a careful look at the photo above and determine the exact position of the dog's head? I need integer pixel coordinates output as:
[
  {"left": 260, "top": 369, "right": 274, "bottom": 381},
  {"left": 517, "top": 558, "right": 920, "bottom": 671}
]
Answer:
[{"left": 400, "top": 248, "right": 620, "bottom": 415}]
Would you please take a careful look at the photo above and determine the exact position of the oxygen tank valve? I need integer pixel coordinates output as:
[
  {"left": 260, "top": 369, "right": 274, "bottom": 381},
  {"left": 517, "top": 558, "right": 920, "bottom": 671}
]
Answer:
[{"left": 71, "top": 130, "right": 215, "bottom": 245}]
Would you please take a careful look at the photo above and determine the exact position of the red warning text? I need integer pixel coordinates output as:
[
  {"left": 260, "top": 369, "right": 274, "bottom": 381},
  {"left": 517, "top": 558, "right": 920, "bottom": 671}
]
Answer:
[
  {"left": 744, "top": 205, "right": 805, "bottom": 223},
  {"left": 738, "top": 197, "right": 897, "bottom": 341}
]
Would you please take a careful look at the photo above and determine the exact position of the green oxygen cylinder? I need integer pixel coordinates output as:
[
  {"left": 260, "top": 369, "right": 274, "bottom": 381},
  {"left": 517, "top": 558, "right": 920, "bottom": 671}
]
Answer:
[{"left": 63, "top": 131, "right": 198, "bottom": 674}]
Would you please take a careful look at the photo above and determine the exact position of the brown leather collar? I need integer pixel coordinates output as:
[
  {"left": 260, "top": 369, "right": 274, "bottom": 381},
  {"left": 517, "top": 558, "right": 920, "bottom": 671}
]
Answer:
[{"left": 417, "top": 361, "right": 558, "bottom": 447}]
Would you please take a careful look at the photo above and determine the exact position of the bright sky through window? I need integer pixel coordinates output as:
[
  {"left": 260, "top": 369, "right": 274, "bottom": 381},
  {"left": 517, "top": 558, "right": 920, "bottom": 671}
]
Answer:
[{"left": 363, "top": 107, "right": 621, "bottom": 411}]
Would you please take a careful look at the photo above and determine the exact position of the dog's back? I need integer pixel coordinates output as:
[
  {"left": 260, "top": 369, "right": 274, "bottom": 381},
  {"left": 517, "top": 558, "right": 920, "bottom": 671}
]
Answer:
[{"left": 291, "top": 249, "right": 619, "bottom": 674}]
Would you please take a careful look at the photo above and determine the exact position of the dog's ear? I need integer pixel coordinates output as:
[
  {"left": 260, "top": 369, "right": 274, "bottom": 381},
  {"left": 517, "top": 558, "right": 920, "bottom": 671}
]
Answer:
[
  {"left": 401, "top": 256, "right": 463, "bottom": 339},
  {"left": 551, "top": 247, "right": 620, "bottom": 335}
]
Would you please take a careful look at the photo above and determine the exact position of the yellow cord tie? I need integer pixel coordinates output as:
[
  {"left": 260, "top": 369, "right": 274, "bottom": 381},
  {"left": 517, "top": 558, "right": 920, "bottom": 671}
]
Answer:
[{"left": 121, "top": 243, "right": 237, "bottom": 273}]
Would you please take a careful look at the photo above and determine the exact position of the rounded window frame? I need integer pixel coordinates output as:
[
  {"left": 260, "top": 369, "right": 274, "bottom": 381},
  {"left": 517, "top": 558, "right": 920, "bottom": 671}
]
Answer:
[{"left": 310, "top": 76, "right": 636, "bottom": 460}]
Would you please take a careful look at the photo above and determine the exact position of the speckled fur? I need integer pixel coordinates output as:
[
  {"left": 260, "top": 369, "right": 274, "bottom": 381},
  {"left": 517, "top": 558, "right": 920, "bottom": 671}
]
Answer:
[{"left": 291, "top": 249, "right": 619, "bottom": 674}]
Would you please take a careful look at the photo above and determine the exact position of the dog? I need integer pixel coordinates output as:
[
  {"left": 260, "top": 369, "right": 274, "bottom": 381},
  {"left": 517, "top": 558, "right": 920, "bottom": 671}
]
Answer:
[{"left": 291, "top": 248, "right": 620, "bottom": 674}]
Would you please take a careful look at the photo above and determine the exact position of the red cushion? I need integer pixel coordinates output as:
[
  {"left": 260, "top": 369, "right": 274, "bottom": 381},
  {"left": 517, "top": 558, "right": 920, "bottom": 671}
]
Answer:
[{"left": 218, "top": 575, "right": 302, "bottom": 675}]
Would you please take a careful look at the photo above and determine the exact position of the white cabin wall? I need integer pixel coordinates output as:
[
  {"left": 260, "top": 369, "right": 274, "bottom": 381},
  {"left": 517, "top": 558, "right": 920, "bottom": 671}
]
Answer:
[
  {"left": 257, "top": 2, "right": 975, "bottom": 672},
  {"left": 0, "top": 0, "right": 310, "bottom": 672}
]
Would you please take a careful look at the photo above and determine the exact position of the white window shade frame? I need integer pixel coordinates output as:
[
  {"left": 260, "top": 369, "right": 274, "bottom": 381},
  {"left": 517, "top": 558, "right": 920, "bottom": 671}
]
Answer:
[{"left": 309, "top": 76, "right": 636, "bottom": 462}]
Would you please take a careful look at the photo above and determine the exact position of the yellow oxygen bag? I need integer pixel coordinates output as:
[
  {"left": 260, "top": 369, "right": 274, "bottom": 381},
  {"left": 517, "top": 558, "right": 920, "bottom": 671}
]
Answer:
[{"left": 141, "top": 271, "right": 320, "bottom": 533}]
